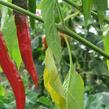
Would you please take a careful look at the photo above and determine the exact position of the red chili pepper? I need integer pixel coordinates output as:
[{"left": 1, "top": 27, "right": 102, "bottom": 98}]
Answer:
[
  {"left": 0, "top": 32, "right": 25, "bottom": 109},
  {"left": 14, "top": 14, "right": 38, "bottom": 87},
  {"left": 42, "top": 33, "right": 66, "bottom": 51},
  {"left": 42, "top": 35, "right": 48, "bottom": 51}
]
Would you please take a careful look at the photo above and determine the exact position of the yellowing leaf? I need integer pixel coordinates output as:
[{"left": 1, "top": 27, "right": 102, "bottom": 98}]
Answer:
[
  {"left": 44, "top": 69, "right": 65, "bottom": 108},
  {"left": 43, "top": 48, "right": 65, "bottom": 109}
]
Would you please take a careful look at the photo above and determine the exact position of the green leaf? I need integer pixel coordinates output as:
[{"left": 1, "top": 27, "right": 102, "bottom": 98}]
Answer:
[
  {"left": 43, "top": 48, "right": 66, "bottom": 109},
  {"left": 97, "top": 11, "right": 105, "bottom": 27},
  {"left": 42, "top": 0, "right": 62, "bottom": 64},
  {"left": 63, "top": 72, "right": 84, "bottom": 109},
  {"left": 0, "top": 0, "right": 8, "bottom": 30},
  {"left": 28, "top": 0, "right": 36, "bottom": 30},
  {"left": 37, "top": 96, "right": 52, "bottom": 107},
  {"left": 0, "top": 85, "right": 5, "bottom": 97},
  {"left": 7, "top": 0, "right": 12, "bottom": 2},
  {"left": 94, "top": 0, "right": 107, "bottom": 25},
  {"left": 82, "top": 0, "right": 93, "bottom": 27},
  {"left": 0, "top": 67, "right": 2, "bottom": 72},
  {"left": 104, "top": 32, "right": 109, "bottom": 71},
  {"left": 63, "top": 37, "right": 84, "bottom": 109},
  {"left": 2, "top": 15, "right": 22, "bottom": 68},
  {"left": 12, "top": 48, "right": 22, "bottom": 68},
  {"left": 94, "top": 0, "right": 107, "bottom": 11}
]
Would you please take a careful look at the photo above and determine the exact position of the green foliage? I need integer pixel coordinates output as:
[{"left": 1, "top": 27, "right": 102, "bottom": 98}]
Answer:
[
  {"left": 85, "top": 92, "right": 109, "bottom": 109},
  {"left": 0, "top": 85, "right": 5, "bottom": 97},
  {"left": 0, "top": 0, "right": 109, "bottom": 109},
  {"left": 104, "top": 32, "right": 109, "bottom": 71},
  {"left": 2, "top": 15, "right": 22, "bottom": 68},
  {"left": 82, "top": 0, "right": 93, "bottom": 27},
  {"left": 42, "top": 0, "right": 62, "bottom": 64},
  {"left": 63, "top": 37, "right": 84, "bottom": 109},
  {"left": 63, "top": 72, "right": 84, "bottom": 109},
  {"left": 0, "top": 0, "right": 8, "bottom": 30},
  {"left": 94, "top": 0, "right": 107, "bottom": 26},
  {"left": 43, "top": 48, "right": 65, "bottom": 109}
]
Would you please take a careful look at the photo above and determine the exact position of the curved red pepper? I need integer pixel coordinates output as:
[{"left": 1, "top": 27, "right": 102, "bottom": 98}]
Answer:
[
  {"left": 42, "top": 35, "right": 48, "bottom": 51},
  {"left": 0, "top": 32, "right": 25, "bottom": 109},
  {"left": 14, "top": 14, "right": 38, "bottom": 87}
]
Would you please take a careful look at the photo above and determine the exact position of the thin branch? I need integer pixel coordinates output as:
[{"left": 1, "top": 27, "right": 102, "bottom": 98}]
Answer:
[
  {"left": 56, "top": 1, "right": 65, "bottom": 25},
  {"left": 63, "top": 0, "right": 82, "bottom": 10},
  {"left": 0, "top": 0, "right": 43, "bottom": 23},
  {"left": 57, "top": 25, "right": 109, "bottom": 60},
  {"left": 63, "top": 0, "right": 109, "bottom": 24},
  {"left": 59, "top": 11, "right": 80, "bottom": 25},
  {"left": 0, "top": 0, "right": 109, "bottom": 60}
]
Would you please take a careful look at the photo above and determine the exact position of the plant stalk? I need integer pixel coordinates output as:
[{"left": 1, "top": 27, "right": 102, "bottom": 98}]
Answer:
[
  {"left": 0, "top": 0, "right": 43, "bottom": 23},
  {"left": 57, "top": 25, "right": 109, "bottom": 59}
]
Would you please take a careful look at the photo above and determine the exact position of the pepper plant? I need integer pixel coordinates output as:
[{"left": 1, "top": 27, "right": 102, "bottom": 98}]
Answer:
[{"left": 0, "top": 0, "right": 109, "bottom": 109}]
